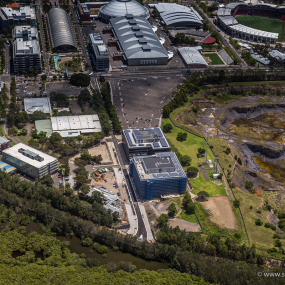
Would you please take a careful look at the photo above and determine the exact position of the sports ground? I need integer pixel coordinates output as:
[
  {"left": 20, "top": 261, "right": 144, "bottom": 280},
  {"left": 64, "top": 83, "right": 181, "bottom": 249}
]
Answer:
[{"left": 236, "top": 16, "right": 282, "bottom": 41}]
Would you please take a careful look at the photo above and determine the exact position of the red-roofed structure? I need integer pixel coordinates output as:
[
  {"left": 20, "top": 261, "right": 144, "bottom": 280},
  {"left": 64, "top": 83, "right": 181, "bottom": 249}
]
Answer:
[
  {"left": 6, "top": 2, "right": 18, "bottom": 9},
  {"left": 203, "top": 37, "right": 216, "bottom": 44}
]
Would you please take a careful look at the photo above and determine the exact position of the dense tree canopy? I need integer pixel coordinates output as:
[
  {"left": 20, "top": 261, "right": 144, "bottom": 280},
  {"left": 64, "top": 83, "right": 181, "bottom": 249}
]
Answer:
[{"left": 70, "top": 73, "right": 90, "bottom": 87}]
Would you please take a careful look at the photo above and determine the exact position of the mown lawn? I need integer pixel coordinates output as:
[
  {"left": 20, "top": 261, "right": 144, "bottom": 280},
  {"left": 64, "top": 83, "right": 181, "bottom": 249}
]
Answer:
[
  {"left": 203, "top": 53, "right": 224, "bottom": 65},
  {"left": 162, "top": 118, "right": 214, "bottom": 168},
  {"left": 191, "top": 172, "right": 227, "bottom": 197},
  {"left": 178, "top": 209, "right": 198, "bottom": 224}
]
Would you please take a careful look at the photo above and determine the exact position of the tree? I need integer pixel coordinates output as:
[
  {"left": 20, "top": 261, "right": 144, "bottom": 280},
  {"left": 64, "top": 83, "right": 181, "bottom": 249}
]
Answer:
[
  {"left": 80, "top": 149, "right": 91, "bottom": 161},
  {"left": 197, "top": 191, "right": 209, "bottom": 201},
  {"left": 42, "top": 175, "right": 54, "bottom": 187},
  {"left": 255, "top": 219, "right": 263, "bottom": 226},
  {"left": 167, "top": 202, "right": 176, "bottom": 217},
  {"left": 245, "top": 181, "right": 253, "bottom": 191},
  {"left": 198, "top": 147, "right": 205, "bottom": 154},
  {"left": 163, "top": 123, "right": 173, "bottom": 133},
  {"left": 187, "top": 166, "right": 199, "bottom": 178},
  {"left": 41, "top": 74, "right": 47, "bottom": 81},
  {"left": 180, "top": 155, "right": 192, "bottom": 166},
  {"left": 8, "top": 126, "right": 18, "bottom": 136},
  {"left": 70, "top": 73, "right": 90, "bottom": 87},
  {"left": 30, "top": 110, "right": 47, "bottom": 122},
  {"left": 157, "top": 214, "right": 169, "bottom": 227},
  {"left": 82, "top": 237, "right": 93, "bottom": 247},
  {"left": 49, "top": 132, "right": 62, "bottom": 145},
  {"left": 233, "top": 199, "right": 240, "bottom": 208},
  {"left": 176, "top": 132, "right": 187, "bottom": 141},
  {"left": 237, "top": 158, "right": 242, "bottom": 165}
]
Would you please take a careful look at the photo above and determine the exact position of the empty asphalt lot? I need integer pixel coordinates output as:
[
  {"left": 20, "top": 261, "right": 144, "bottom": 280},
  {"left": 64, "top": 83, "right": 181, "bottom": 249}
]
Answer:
[{"left": 112, "top": 75, "right": 184, "bottom": 129}]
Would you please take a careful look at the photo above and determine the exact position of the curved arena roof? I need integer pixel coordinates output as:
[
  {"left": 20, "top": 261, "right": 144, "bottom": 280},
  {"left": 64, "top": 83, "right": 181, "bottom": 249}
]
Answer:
[
  {"left": 152, "top": 3, "right": 203, "bottom": 27},
  {"left": 99, "top": 0, "right": 149, "bottom": 20},
  {"left": 48, "top": 8, "right": 77, "bottom": 49}
]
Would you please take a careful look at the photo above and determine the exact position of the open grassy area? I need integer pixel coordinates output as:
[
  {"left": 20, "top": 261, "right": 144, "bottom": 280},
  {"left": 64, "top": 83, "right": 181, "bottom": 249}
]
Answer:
[
  {"left": 203, "top": 53, "right": 224, "bottom": 65},
  {"left": 178, "top": 210, "right": 198, "bottom": 223},
  {"left": 233, "top": 187, "right": 283, "bottom": 257},
  {"left": 59, "top": 60, "right": 82, "bottom": 72},
  {"left": 236, "top": 15, "right": 282, "bottom": 41},
  {"left": 191, "top": 172, "right": 227, "bottom": 197},
  {"left": 162, "top": 118, "right": 214, "bottom": 167}
]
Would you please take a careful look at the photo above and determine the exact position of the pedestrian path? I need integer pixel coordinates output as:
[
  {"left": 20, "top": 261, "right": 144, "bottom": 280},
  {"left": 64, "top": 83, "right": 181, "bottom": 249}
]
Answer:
[
  {"left": 125, "top": 204, "right": 138, "bottom": 236},
  {"left": 139, "top": 204, "right": 153, "bottom": 241}
]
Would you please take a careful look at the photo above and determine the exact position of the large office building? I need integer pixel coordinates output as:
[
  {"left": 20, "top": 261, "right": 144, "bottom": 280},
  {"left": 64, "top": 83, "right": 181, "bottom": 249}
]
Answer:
[
  {"left": 110, "top": 14, "right": 168, "bottom": 66},
  {"left": 24, "top": 98, "right": 51, "bottom": 115},
  {"left": 122, "top": 127, "right": 171, "bottom": 159},
  {"left": 35, "top": 115, "right": 102, "bottom": 137},
  {"left": 149, "top": 3, "right": 203, "bottom": 29},
  {"left": 47, "top": 8, "right": 77, "bottom": 52},
  {"left": 12, "top": 26, "right": 42, "bottom": 73},
  {"left": 129, "top": 152, "right": 187, "bottom": 200},
  {"left": 89, "top": 33, "right": 110, "bottom": 71},
  {"left": 0, "top": 6, "right": 36, "bottom": 30},
  {"left": 0, "top": 137, "right": 10, "bottom": 155},
  {"left": 2, "top": 143, "right": 58, "bottom": 179},
  {"left": 99, "top": 0, "right": 149, "bottom": 22}
]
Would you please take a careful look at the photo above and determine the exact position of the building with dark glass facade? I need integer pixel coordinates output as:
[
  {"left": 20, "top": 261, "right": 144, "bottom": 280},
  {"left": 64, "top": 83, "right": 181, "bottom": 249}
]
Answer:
[{"left": 129, "top": 152, "right": 187, "bottom": 200}]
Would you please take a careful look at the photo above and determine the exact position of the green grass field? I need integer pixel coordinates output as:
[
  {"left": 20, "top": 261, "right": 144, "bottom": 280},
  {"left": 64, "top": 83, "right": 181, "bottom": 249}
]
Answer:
[
  {"left": 203, "top": 53, "right": 224, "bottom": 65},
  {"left": 59, "top": 60, "right": 82, "bottom": 72},
  {"left": 236, "top": 16, "right": 282, "bottom": 41},
  {"left": 191, "top": 171, "right": 227, "bottom": 197}
]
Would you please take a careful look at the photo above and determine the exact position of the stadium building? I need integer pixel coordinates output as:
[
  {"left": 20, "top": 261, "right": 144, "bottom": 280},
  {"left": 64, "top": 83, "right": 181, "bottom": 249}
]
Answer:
[
  {"left": 149, "top": 3, "right": 203, "bottom": 29},
  {"left": 99, "top": 0, "right": 149, "bottom": 22},
  {"left": 129, "top": 152, "right": 187, "bottom": 200},
  {"left": 2, "top": 143, "right": 58, "bottom": 179},
  {"left": 47, "top": 8, "right": 77, "bottom": 52},
  {"left": 216, "top": 3, "right": 284, "bottom": 43},
  {"left": 122, "top": 127, "right": 171, "bottom": 159},
  {"left": 110, "top": 14, "right": 168, "bottom": 66}
]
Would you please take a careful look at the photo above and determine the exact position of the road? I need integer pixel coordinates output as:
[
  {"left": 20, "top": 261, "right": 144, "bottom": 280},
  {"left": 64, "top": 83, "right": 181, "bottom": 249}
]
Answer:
[{"left": 111, "top": 133, "right": 147, "bottom": 240}]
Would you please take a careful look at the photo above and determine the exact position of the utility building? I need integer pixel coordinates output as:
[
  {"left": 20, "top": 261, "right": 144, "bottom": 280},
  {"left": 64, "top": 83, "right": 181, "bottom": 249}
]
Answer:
[
  {"left": 2, "top": 143, "right": 58, "bottom": 179},
  {"left": 122, "top": 127, "right": 171, "bottom": 159},
  {"left": 12, "top": 26, "right": 42, "bottom": 73},
  {"left": 0, "top": 137, "right": 10, "bottom": 155},
  {"left": 129, "top": 152, "right": 187, "bottom": 200},
  {"left": 178, "top": 46, "right": 208, "bottom": 68},
  {"left": 110, "top": 14, "right": 168, "bottom": 66},
  {"left": 89, "top": 33, "right": 110, "bottom": 71}
]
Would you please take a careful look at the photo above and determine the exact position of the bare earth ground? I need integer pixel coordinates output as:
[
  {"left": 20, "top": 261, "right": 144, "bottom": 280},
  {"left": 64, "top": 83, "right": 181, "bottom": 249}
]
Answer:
[
  {"left": 88, "top": 144, "right": 112, "bottom": 164},
  {"left": 169, "top": 219, "right": 201, "bottom": 232},
  {"left": 155, "top": 201, "right": 179, "bottom": 215},
  {"left": 200, "top": 196, "right": 237, "bottom": 231}
]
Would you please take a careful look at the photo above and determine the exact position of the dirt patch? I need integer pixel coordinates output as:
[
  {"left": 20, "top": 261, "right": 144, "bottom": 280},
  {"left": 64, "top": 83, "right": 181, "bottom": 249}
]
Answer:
[
  {"left": 155, "top": 201, "right": 178, "bottom": 215},
  {"left": 169, "top": 219, "right": 201, "bottom": 232},
  {"left": 200, "top": 196, "right": 237, "bottom": 231},
  {"left": 254, "top": 189, "right": 264, "bottom": 197},
  {"left": 88, "top": 143, "right": 112, "bottom": 164}
]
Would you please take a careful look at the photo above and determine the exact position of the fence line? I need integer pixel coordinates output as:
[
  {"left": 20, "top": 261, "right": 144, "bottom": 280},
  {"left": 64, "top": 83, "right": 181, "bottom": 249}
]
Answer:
[{"left": 168, "top": 117, "right": 250, "bottom": 245}]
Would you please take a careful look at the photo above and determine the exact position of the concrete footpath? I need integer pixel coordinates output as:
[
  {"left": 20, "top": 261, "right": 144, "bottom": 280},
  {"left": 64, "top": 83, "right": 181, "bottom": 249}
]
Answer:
[
  {"left": 139, "top": 204, "right": 154, "bottom": 241},
  {"left": 125, "top": 204, "right": 138, "bottom": 236}
]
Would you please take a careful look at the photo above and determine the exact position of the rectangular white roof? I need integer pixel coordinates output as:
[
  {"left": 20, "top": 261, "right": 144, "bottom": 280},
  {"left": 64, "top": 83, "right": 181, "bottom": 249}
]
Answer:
[
  {"left": 3, "top": 143, "right": 57, "bottom": 168},
  {"left": 51, "top": 115, "right": 101, "bottom": 132},
  {"left": 178, "top": 47, "right": 208, "bottom": 66},
  {"left": 24, "top": 98, "right": 51, "bottom": 114}
]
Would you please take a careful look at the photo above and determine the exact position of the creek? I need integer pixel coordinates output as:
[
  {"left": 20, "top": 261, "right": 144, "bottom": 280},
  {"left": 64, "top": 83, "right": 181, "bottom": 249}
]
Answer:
[{"left": 11, "top": 219, "right": 168, "bottom": 271}]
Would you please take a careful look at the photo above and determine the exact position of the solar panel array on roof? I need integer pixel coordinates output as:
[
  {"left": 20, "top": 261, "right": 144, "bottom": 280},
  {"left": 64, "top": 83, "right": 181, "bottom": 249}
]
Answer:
[
  {"left": 159, "top": 137, "right": 168, "bottom": 147},
  {"left": 153, "top": 142, "right": 160, "bottom": 148},
  {"left": 125, "top": 130, "right": 135, "bottom": 146},
  {"left": 155, "top": 127, "right": 163, "bottom": 137}
]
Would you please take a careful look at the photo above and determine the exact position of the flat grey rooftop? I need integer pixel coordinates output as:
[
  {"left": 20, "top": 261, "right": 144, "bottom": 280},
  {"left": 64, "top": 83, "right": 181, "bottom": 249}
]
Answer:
[{"left": 24, "top": 98, "right": 51, "bottom": 114}]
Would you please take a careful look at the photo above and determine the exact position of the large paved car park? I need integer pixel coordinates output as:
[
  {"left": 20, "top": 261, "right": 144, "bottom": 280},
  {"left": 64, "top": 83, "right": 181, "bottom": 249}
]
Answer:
[
  {"left": 46, "top": 82, "right": 84, "bottom": 97},
  {"left": 17, "top": 81, "right": 42, "bottom": 97},
  {"left": 112, "top": 75, "right": 184, "bottom": 129}
]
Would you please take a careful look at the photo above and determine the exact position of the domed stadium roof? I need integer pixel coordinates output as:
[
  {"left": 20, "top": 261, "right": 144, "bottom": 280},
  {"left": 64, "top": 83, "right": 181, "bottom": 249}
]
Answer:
[{"left": 99, "top": 0, "right": 149, "bottom": 20}]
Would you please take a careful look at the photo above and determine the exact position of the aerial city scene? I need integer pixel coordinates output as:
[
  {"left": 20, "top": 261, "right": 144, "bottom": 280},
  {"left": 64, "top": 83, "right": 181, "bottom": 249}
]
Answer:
[{"left": 0, "top": 0, "right": 285, "bottom": 283}]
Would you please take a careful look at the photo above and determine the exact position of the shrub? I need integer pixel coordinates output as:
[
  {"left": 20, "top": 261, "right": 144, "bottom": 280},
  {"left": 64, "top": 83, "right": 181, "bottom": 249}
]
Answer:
[
  {"left": 237, "top": 158, "right": 242, "bottom": 165},
  {"left": 197, "top": 191, "right": 209, "bottom": 201},
  {"left": 264, "top": 223, "right": 271, "bottom": 228},
  {"left": 268, "top": 247, "right": 278, "bottom": 253},
  {"left": 255, "top": 219, "right": 263, "bottom": 226},
  {"left": 274, "top": 239, "right": 282, "bottom": 247},
  {"left": 256, "top": 210, "right": 261, "bottom": 214},
  {"left": 82, "top": 237, "right": 93, "bottom": 247},
  {"left": 273, "top": 233, "right": 281, "bottom": 239},
  {"left": 234, "top": 233, "right": 241, "bottom": 239},
  {"left": 250, "top": 206, "right": 253, "bottom": 209},
  {"left": 233, "top": 200, "right": 240, "bottom": 208}
]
